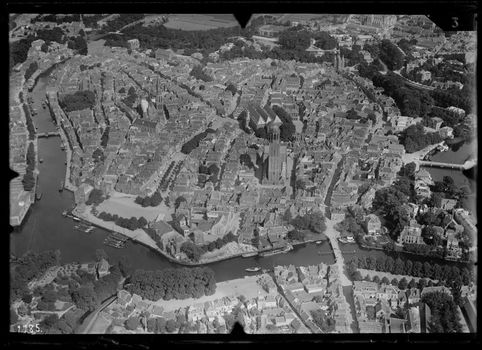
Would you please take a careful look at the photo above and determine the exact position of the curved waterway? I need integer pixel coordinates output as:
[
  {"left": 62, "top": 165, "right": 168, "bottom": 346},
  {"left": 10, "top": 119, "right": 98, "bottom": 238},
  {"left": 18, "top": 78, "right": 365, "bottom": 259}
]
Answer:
[
  {"left": 10, "top": 64, "right": 471, "bottom": 284},
  {"left": 10, "top": 66, "right": 338, "bottom": 282}
]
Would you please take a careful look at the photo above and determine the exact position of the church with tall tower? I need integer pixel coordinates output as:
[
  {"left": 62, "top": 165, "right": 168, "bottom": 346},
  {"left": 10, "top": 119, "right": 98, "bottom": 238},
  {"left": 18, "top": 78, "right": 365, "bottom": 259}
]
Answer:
[{"left": 263, "top": 115, "right": 287, "bottom": 186}]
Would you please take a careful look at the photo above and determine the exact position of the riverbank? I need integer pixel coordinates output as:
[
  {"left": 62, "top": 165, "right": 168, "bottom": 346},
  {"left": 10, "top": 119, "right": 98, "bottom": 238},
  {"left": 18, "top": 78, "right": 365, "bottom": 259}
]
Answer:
[{"left": 45, "top": 89, "right": 76, "bottom": 192}]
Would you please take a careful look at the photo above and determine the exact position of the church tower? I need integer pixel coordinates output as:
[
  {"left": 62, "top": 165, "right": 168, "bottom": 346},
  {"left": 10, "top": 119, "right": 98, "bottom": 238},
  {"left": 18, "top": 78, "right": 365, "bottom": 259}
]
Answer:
[{"left": 267, "top": 119, "right": 282, "bottom": 184}]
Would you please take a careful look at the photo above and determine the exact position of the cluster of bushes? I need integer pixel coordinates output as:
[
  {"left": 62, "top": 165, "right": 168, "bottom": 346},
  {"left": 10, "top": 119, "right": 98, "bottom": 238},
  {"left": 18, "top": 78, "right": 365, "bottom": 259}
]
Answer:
[
  {"left": 10, "top": 250, "right": 61, "bottom": 302},
  {"left": 126, "top": 267, "right": 216, "bottom": 301},
  {"left": 97, "top": 212, "right": 148, "bottom": 231},
  {"left": 310, "top": 309, "right": 336, "bottom": 333},
  {"left": 189, "top": 65, "right": 213, "bottom": 82},
  {"left": 22, "top": 142, "right": 36, "bottom": 191},
  {"left": 198, "top": 163, "right": 220, "bottom": 186},
  {"left": 135, "top": 191, "right": 162, "bottom": 207},
  {"left": 378, "top": 39, "right": 405, "bottom": 71},
  {"left": 181, "top": 128, "right": 215, "bottom": 155},
  {"left": 24, "top": 61, "right": 38, "bottom": 81},
  {"left": 59, "top": 90, "right": 96, "bottom": 112},
  {"left": 85, "top": 188, "right": 106, "bottom": 206},
  {"left": 66, "top": 35, "right": 88, "bottom": 55},
  {"left": 290, "top": 211, "right": 327, "bottom": 235},
  {"left": 399, "top": 124, "right": 443, "bottom": 153},
  {"left": 10, "top": 36, "right": 36, "bottom": 69},
  {"left": 430, "top": 86, "right": 474, "bottom": 115},
  {"left": 422, "top": 291, "right": 463, "bottom": 332},
  {"left": 122, "top": 86, "right": 137, "bottom": 109},
  {"left": 179, "top": 232, "right": 238, "bottom": 262},
  {"left": 36, "top": 27, "right": 67, "bottom": 45}
]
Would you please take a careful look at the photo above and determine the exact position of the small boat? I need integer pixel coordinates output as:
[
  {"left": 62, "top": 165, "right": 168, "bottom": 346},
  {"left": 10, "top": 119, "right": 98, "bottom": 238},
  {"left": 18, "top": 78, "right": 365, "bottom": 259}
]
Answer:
[
  {"left": 36, "top": 191, "right": 42, "bottom": 200},
  {"left": 62, "top": 210, "right": 68, "bottom": 216},
  {"left": 315, "top": 240, "right": 323, "bottom": 245},
  {"left": 39, "top": 158, "right": 43, "bottom": 163},
  {"left": 85, "top": 226, "right": 95, "bottom": 233},
  {"left": 346, "top": 236, "right": 355, "bottom": 243},
  {"left": 242, "top": 252, "right": 258, "bottom": 258},
  {"left": 245, "top": 267, "right": 261, "bottom": 272},
  {"left": 72, "top": 216, "right": 80, "bottom": 222},
  {"left": 59, "top": 181, "right": 64, "bottom": 191},
  {"left": 338, "top": 237, "right": 349, "bottom": 244}
]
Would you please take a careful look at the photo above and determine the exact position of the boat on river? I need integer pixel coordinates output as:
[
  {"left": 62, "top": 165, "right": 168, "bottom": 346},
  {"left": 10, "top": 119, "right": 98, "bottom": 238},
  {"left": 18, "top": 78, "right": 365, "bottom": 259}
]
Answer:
[
  {"left": 242, "top": 252, "right": 258, "bottom": 258},
  {"left": 59, "top": 181, "right": 64, "bottom": 191},
  {"left": 36, "top": 191, "right": 42, "bottom": 201},
  {"left": 39, "top": 158, "right": 43, "bottom": 163},
  {"left": 259, "top": 244, "right": 293, "bottom": 257},
  {"left": 245, "top": 267, "right": 261, "bottom": 272}
]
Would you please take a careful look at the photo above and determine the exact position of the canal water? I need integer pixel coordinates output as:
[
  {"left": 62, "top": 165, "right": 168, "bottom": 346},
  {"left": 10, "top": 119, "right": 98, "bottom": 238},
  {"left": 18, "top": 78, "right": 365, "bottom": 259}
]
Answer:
[
  {"left": 10, "top": 64, "right": 474, "bottom": 284},
  {"left": 425, "top": 139, "right": 477, "bottom": 214}
]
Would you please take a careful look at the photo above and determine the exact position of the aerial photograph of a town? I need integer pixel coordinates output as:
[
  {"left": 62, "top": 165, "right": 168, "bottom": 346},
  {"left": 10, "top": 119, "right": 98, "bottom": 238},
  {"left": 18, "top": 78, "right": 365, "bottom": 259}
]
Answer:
[{"left": 9, "top": 13, "right": 477, "bottom": 336}]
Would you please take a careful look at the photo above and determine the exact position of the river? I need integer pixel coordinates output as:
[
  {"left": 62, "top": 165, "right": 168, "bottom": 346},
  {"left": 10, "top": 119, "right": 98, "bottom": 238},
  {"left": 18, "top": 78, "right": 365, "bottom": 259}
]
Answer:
[{"left": 10, "top": 63, "right": 473, "bottom": 284}]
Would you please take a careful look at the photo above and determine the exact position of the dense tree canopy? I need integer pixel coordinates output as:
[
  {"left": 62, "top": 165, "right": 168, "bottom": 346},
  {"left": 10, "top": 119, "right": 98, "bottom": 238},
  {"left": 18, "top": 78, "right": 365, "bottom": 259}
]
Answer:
[
  {"left": 378, "top": 39, "right": 405, "bottom": 71},
  {"left": 399, "top": 124, "right": 443, "bottom": 153},
  {"left": 126, "top": 267, "right": 216, "bottom": 301},
  {"left": 422, "top": 291, "right": 462, "bottom": 333},
  {"left": 59, "top": 90, "right": 96, "bottom": 112}
]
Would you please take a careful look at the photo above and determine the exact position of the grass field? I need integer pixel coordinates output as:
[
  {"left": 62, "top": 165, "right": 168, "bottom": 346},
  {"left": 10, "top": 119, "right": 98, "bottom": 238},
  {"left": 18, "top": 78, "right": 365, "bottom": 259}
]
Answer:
[{"left": 164, "top": 14, "right": 238, "bottom": 31}]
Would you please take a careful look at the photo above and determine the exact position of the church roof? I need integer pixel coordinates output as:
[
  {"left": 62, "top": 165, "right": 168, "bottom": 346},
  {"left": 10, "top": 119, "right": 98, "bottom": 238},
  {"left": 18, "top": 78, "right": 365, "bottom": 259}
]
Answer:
[{"left": 271, "top": 115, "right": 283, "bottom": 126}]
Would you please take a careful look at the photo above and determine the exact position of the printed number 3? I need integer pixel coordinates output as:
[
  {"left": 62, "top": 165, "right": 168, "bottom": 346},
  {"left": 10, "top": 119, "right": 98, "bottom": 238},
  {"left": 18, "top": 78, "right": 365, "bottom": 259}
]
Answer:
[{"left": 452, "top": 17, "right": 459, "bottom": 28}]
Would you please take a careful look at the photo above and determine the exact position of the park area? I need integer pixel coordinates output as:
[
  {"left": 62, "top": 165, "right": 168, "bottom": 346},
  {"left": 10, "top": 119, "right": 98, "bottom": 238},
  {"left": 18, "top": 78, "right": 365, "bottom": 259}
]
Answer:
[
  {"left": 96, "top": 192, "right": 172, "bottom": 222},
  {"left": 164, "top": 14, "right": 238, "bottom": 31},
  {"left": 152, "top": 274, "right": 270, "bottom": 312}
]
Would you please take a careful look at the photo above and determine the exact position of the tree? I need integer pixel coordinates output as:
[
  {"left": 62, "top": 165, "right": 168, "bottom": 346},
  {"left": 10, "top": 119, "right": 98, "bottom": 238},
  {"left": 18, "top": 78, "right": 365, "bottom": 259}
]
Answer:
[
  {"left": 175, "top": 196, "right": 187, "bottom": 210},
  {"left": 379, "top": 39, "right": 405, "bottom": 71},
  {"left": 70, "top": 285, "right": 99, "bottom": 311},
  {"left": 412, "top": 261, "right": 423, "bottom": 277},
  {"left": 405, "top": 260, "right": 413, "bottom": 276},
  {"left": 394, "top": 257, "right": 405, "bottom": 275},
  {"left": 398, "top": 277, "right": 408, "bottom": 290},
  {"left": 21, "top": 293, "right": 33, "bottom": 304},
  {"left": 391, "top": 278, "right": 399, "bottom": 286},
  {"left": 408, "top": 278, "right": 417, "bottom": 289},
  {"left": 180, "top": 241, "right": 204, "bottom": 262},
  {"left": 381, "top": 276, "right": 390, "bottom": 285},
  {"left": 384, "top": 257, "right": 395, "bottom": 273},
  {"left": 422, "top": 291, "right": 462, "bottom": 333},
  {"left": 372, "top": 275, "right": 380, "bottom": 284},
  {"left": 125, "top": 316, "right": 140, "bottom": 330},
  {"left": 418, "top": 278, "right": 428, "bottom": 290},
  {"left": 137, "top": 216, "right": 148, "bottom": 228},
  {"left": 423, "top": 262, "right": 433, "bottom": 278}
]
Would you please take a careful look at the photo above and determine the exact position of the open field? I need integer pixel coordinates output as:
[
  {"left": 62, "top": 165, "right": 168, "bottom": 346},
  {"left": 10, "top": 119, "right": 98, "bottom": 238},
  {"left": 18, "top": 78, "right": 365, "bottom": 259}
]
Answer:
[
  {"left": 96, "top": 195, "right": 172, "bottom": 221},
  {"left": 153, "top": 274, "right": 270, "bottom": 312},
  {"left": 164, "top": 14, "right": 238, "bottom": 31}
]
